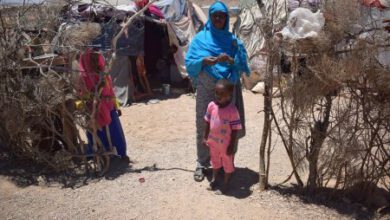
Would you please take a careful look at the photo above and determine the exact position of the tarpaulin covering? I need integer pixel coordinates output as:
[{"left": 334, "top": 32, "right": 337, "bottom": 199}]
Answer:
[
  {"left": 155, "top": 0, "right": 188, "bottom": 21},
  {"left": 67, "top": 0, "right": 206, "bottom": 78},
  {"left": 234, "top": 0, "right": 287, "bottom": 69},
  {"left": 360, "top": 2, "right": 390, "bottom": 67},
  {"left": 288, "top": 0, "right": 320, "bottom": 12},
  {"left": 166, "top": 2, "right": 201, "bottom": 78},
  {"left": 362, "top": 0, "right": 390, "bottom": 8}
]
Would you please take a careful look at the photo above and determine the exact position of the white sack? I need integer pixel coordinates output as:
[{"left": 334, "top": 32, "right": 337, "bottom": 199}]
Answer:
[{"left": 280, "top": 7, "right": 325, "bottom": 40}]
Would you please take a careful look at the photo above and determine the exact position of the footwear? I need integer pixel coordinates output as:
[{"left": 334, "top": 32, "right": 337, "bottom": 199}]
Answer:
[
  {"left": 194, "top": 167, "right": 205, "bottom": 182},
  {"left": 207, "top": 180, "right": 217, "bottom": 191},
  {"left": 121, "top": 156, "right": 130, "bottom": 163},
  {"left": 215, "top": 187, "right": 228, "bottom": 195}
]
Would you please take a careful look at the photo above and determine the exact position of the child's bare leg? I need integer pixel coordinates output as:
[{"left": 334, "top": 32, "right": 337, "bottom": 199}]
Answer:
[
  {"left": 222, "top": 172, "right": 232, "bottom": 191},
  {"left": 215, "top": 172, "right": 232, "bottom": 195},
  {"left": 207, "top": 168, "right": 220, "bottom": 191},
  {"left": 212, "top": 168, "right": 219, "bottom": 182}
]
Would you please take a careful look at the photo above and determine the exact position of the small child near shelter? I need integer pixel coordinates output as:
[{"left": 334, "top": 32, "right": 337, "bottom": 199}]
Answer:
[{"left": 203, "top": 79, "right": 242, "bottom": 194}]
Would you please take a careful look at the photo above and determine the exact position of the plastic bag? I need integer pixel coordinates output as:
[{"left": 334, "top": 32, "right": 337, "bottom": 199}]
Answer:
[{"left": 280, "top": 7, "right": 325, "bottom": 40}]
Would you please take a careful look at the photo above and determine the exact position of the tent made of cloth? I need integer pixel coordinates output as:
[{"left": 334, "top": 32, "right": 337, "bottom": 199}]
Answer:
[
  {"left": 154, "top": 0, "right": 187, "bottom": 21},
  {"left": 234, "top": 0, "right": 389, "bottom": 89},
  {"left": 67, "top": 0, "right": 206, "bottom": 80},
  {"left": 362, "top": 0, "right": 390, "bottom": 8},
  {"left": 233, "top": 0, "right": 324, "bottom": 89},
  {"left": 74, "top": 0, "right": 134, "bottom": 5},
  {"left": 233, "top": 0, "right": 287, "bottom": 70},
  {"left": 70, "top": 0, "right": 199, "bottom": 22},
  {"left": 360, "top": 2, "right": 390, "bottom": 67},
  {"left": 234, "top": 0, "right": 321, "bottom": 61}
]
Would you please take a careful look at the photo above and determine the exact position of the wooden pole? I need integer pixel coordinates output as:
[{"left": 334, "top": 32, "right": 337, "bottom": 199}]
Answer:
[{"left": 255, "top": 0, "right": 275, "bottom": 191}]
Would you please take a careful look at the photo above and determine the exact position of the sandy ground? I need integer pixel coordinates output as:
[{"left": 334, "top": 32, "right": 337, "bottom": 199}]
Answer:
[{"left": 0, "top": 90, "right": 376, "bottom": 220}]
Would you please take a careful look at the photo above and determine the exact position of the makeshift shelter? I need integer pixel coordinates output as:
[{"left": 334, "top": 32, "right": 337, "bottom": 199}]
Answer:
[
  {"left": 233, "top": 0, "right": 289, "bottom": 89},
  {"left": 234, "top": 0, "right": 389, "bottom": 92},
  {"left": 59, "top": 0, "right": 206, "bottom": 93},
  {"left": 360, "top": 0, "right": 390, "bottom": 67}
]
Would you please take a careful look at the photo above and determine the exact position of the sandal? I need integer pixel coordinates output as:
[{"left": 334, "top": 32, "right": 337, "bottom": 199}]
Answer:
[
  {"left": 194, "top": 167, "right": 205, "bottom": 182},
  {"left": 215, "top": 185, "right": 229, "bottom": 195},
  {"left": 207, "top": 180, "right": 217, "bottom": 191}
]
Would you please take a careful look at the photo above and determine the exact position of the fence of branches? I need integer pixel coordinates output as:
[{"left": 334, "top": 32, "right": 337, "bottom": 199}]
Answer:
[
  {"left": 254, "top": 0, "right": 390, "bottom": 203},
  {"left": 0, "top": 1, "right": 116, "bottom": 174},
  {"left": 0, "top": 0, "right": 388, "bottom": 204}
]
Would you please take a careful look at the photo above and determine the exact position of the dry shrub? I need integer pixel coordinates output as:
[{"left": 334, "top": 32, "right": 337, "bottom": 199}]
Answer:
[
  {"left": 0, "top": 2, "right": 109, "bottom": 174},
  {"left": 62, "top": 22, "right": 101, "bottom": 49},
  {"left": 321, "top": 0, "right": 361, "bottom": 42},
  {"left": 273, "top": 0, "right": 390, "bottom": 204}
]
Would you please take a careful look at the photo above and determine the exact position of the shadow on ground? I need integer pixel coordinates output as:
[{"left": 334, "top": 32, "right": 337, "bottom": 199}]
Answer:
[
  {"left": 128, "top": 88, "right": 194, "bottom": 106},
  {"left": 0, "top": 158, "right": 48, "bottom": 187},
  {"left": 270, "top": 185, "right": 390, "bottom": 220},
  {"left": 0, "top": 158, "right": 258, "bottom": 200},
  {"left": 0, "top": 157, "right": 120, "bottom": 188},
  {"left": 0, "top": 157, "right": 192, "bottom": 189},
  {"left": 104, "top": 160, "right": 193, "bottom": 180},
  {"left": 204, "top": 167, "right": 259, "bottom": 199}
]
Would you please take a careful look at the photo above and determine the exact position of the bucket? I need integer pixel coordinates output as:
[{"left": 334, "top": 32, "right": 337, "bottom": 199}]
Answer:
[{"left": 162, "top": 84, "right": 170, "bottom": 96}]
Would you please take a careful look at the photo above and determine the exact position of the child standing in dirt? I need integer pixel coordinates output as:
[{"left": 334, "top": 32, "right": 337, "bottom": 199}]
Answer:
[{"left": 203, "top": 79, "right": 242, "bottom": 194}]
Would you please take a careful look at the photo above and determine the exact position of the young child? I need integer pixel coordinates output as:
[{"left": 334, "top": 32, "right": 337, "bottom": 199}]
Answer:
[
  {"left": 203, "top": 79, "right": 242, "bottom": 194},
  {"left": 79, "top": 48, "right": 128, "bottom": 161}
]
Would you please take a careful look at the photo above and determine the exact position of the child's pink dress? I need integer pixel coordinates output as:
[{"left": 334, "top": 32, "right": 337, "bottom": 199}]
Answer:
[{"left": 204, "top": 101, "right": 242, "bottom": 173}]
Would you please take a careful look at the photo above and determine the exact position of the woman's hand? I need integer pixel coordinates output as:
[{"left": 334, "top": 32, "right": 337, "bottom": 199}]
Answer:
[
  {"left": 203, "top": 57, "right": 218, "bottom": 66},
  {"left": 217, "top": 53, "right": 234, "bottom": 64}
]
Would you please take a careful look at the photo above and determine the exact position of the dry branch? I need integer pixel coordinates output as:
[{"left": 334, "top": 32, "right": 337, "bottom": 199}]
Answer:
[
  {"left": 268, "top": 0, "right": 390, "bottom": 201},
  {"left": 0, "top": 1, "right": 120, "bottom": 175}
]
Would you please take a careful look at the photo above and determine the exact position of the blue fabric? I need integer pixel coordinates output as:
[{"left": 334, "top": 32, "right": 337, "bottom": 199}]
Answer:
[
  {"left": 185, "top": 1, "right": 250, "bottom": 84},
  {"left": 87, "top": 110, "right": 127, "bottom": 157}
]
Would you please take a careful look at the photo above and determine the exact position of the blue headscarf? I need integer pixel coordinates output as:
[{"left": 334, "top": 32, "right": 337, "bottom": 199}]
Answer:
[{"left": 185, "top": 1, "right": 250, "bottom": 84}]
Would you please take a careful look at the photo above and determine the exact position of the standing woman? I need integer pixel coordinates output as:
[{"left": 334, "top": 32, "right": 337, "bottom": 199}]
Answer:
[{"left": 185, "top": 1, "right": 250, "bottom": 182}]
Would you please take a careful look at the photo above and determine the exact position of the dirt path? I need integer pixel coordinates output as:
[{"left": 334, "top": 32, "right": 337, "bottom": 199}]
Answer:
[{"left": 0, "top": 91, "right": 365, "bottom": 219}]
